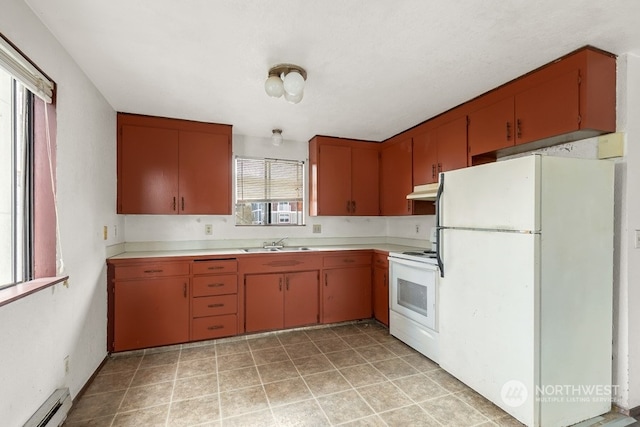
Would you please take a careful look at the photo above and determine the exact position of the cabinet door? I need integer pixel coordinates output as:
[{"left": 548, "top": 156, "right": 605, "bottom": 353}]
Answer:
[
  {"left": 413, "top": 130, "right": 438, "bottom": 184},
  {"left": 284, "top": 271, "right": 319, "bottom": 328},
  {"left": 318, "top": 144, "right": 352, "bottom": 215},
  {"left": 468, "top": 97, "right": 515, "bottom": 157},
  {"left": 515, "top": 70, "right": 580, "bottom": 145},
  {"left": 245, "top": 274, "right": 284, "bottom": 332},
  {"left": 351, "top": 146, "right": 379, "bottom": 215},
  {"left": 179, "top": 131, "right": 230, "bottom": 214},
  {"left": 380, "top": 138, "right": 413, "bottom": 215},
  {"left": 114, "top": 277, "right": 189, "bottom": 351},
  {"left": 119, "top": 125, "right": 179, "bottom": 214},
  {"left": 437, "top": 116, "right": 468, "bottom": 173},
  {"left": 323, "top": 266, "right": 372, "bottom": 323},
  {"left": 372, "top": 266, "right": 389, "bottom": 326}
]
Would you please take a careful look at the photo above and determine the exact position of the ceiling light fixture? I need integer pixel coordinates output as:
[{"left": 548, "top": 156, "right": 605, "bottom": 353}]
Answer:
[
  {"left": 271, "top": 129, "right": 283, "bottom": 146},
  {"left": 265, "top": 64, "right": 307, "bottom": 104}
]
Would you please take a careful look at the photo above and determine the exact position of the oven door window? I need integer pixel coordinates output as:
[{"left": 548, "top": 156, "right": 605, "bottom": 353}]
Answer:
[
  {"left": 390, "top": 260, "right": 437, "bottom": 331},
  {"left": 398, "top": 278, "right": 429, "bottom": 318}
]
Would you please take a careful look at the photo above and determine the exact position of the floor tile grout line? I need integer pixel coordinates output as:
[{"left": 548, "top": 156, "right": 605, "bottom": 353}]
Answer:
[{"left": 162, "top": 346, "right": 183, "bottom": 427}]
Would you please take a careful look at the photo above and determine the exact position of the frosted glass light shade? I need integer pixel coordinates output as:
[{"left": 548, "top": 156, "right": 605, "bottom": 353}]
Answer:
[
  {"left": 265, "top": 75, "right": 284, "bottom": 97},
  {"left": 284, "top": 89, "right": 303, "bottom": 104},
  {"left": 283, "top": 71, "right": 305, "bottom": 96}
]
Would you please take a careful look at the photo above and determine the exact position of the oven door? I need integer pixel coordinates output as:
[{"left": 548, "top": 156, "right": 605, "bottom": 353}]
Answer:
[{"left": 389, "top": 257, "right": 437, "bottom": 331}]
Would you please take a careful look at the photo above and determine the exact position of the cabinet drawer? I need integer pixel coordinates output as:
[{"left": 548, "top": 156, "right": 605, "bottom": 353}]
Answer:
[
  {"left": 193, "top": 259, "right": 237, "bottom": 275},
  {"left": 374, "top": 252, "right": 389, "bottom": 268},
  {"left": 323, "top": 253, "right": 371, "bottom": 268},
  {"left": 192, "top": 295, "right": 237, "bottom": 317},
  {"left": 192, "top": 314, "right": 237, "bottom": 340},
  {"left": 192, "top": 275, "right": 237, "bottom": 297},
  {"left": 115, "top": 262, "right": 190, "bottom": 280}
]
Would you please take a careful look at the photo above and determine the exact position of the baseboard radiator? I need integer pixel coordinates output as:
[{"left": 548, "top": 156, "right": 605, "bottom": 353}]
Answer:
[{"left": 23, "top": 388, "right": 71, "bottom": 427}]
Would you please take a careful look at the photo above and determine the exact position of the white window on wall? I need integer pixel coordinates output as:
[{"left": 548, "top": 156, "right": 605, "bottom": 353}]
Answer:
[
  {"left": 0, "top": 35, "right": 57, "bottom": 291},
  {"left": 235, "top": 157, "right": 305, "bottom": 226}
]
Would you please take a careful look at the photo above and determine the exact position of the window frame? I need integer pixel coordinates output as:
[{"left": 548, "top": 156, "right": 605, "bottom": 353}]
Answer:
[
  {"left": 0, "top": 33, "right": 62, "bottom": 303},
  {"left": 234, "top": 156, "right": 306, "bottom": 226}
]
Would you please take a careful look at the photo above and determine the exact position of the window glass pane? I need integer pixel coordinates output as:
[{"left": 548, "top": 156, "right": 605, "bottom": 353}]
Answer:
[
  {"left": 235, "top": 157, "right": 304, "bottom": 226},
  {"left": 0, "top": 67, "right": 30, "bottom": 288},
  {"left": 0, "top": 68, "right": 11, "bottom": 285}
]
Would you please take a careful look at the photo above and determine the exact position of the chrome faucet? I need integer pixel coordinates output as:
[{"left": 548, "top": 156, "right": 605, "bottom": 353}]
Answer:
[{"left": 264, "top": 237, "right": 288, "bottom": 249}]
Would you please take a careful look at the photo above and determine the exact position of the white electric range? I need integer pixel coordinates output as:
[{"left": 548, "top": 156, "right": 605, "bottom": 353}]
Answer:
[{"left": 387, "top": 249, "right": 439, "bottom": 363}]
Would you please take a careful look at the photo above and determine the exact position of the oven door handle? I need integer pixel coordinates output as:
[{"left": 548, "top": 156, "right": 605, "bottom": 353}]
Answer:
[{"left": 435, "top": 173, "right": 444, "bottom": 278}]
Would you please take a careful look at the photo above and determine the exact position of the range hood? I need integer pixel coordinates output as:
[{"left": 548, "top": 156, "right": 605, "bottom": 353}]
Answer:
[{"left": 406, "top": 183, "right": 439, "bottom": 201}]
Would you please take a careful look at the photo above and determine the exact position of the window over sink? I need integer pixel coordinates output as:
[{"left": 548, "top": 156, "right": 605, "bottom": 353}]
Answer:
[{"left": 235, "top": 156, "right": 305, "bottom": 226}]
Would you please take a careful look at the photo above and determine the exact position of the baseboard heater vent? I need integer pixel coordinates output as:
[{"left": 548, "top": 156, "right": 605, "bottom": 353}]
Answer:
[{"left": 23, "top": 388, "right": 71, "bottom": 427}]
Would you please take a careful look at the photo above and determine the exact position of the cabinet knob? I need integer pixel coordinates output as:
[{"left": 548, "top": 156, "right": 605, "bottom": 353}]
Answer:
[
  {"left": 346, "top": 200, "right": 351, "bottom": 214},
  {"left": 207, "top": 325, "right": 224, "bottom": 330},
  {"left": 506, "top": 121, "right": 512, "bottom": 140},
  {"left": 207, "top": 283, "right": 224, "bottom": 287},
  {"left": 172, "top": 197, "right": 176, "bottom": 211},
  {"left": 517, "top": 119, "right": 523, "bottom": 139},
  {"left": 207, "top": 303, "right": 224, "bottom": 308},
  {"left": 181, "top": 197, "right": 185, "bottom": 211},
  {"left": 183, "top": 283, "right": 187, "bottom": 298}
]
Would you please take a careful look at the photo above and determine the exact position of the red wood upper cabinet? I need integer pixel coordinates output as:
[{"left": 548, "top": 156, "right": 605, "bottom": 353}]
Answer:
[
  {"left": 515, "top": 70, "right": 580, "bottom": 145},
  {"left": 412, "top": 130, "right": 438, "bottom": 184},
  {"left": 119, "top": 125, "right": 180, "bottom": 214},
  {"left": 117, "top": 113, "right": 232, "bottom": 215},
  {"left": 467, "top": 47, "right": 615, "bottom": 161},
  {"left": 436, "top": 116, "right": 468, "bottom": 174},
  {"left": 380, "top": 137, "right": 413, "bottom": 215},
  {"left": 309, "top": 136, "right": 379, "bottom": 216},
  {"left": 179, "top": 131, "right": 231, "bottom": 214},
  {"left": 412, "top": 117, "right": 467, "bottom": 186},
  {"left": 468, "top": 97, "right": 515, "bottom": 159}
]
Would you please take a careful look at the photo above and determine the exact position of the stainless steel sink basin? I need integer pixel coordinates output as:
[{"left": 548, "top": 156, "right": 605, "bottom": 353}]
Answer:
[
  {"left": 276, "top": 247, "right": 315, "bottom": 251},
  {"left": 241, "top": 247, "right": 317, "bottom": 253}
]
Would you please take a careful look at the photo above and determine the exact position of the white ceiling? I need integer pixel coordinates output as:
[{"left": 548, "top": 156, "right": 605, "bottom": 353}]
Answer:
[{"left": 24, "top": 0, "right": 640, "bottom": 143}]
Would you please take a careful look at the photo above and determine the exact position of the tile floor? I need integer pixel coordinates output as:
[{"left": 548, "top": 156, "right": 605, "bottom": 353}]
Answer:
[{"left": 63, "top": 321, "right": 636, "bottom": 427}]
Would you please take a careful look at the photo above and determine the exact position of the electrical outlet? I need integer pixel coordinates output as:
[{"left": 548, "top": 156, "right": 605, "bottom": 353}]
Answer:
[
  {"left": 415, "top": 224, "right": 420, "bottom": 234},
  {"left": 103, "top": 226, "right": 108, "bottom": 240},
  {"left": 312, "top": 224, "right": 322, "bottom": 234},
  {"left": 205, "top": 224, "right": 213, "bottom": 236},
  {"left": 64, "top": 356, "right": 69, "bottom": 374}
]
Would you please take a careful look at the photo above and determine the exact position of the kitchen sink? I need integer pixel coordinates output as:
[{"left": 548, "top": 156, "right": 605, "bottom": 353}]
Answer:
[
  {"left": 276, "top": 247, "right": 315, "bottom": 251},
  {"left": 241, "top": 247, "right": 316, "bottom": 253}
]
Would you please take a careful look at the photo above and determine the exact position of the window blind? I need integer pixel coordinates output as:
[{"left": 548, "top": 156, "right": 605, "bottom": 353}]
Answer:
[
  {"left": 236, "top": 157, "right": 304, "bottom": 203},
  {"left": 0, "top": 35, "right": 54, "bottom": 103}
]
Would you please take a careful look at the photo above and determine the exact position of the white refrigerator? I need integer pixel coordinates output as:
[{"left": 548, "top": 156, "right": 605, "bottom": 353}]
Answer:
[{"left": 436, "top": 154, "right": 614, "bottom": 427}]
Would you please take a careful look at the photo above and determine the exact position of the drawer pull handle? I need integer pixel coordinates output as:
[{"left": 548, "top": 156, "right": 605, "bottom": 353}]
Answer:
[
  {"left": 207, "top": 266, "right": 224, "bottom": 270},
  {"left": 207, "top": 325, "right": 224, "bottom": 330},
  {"left": 143, "top": 269, "right": 163, "bottom": 273},
  {"left": 207, "top": 283, "right": 224, "bottom": 287},
  {"left": 208, "top": 303, "right": 224, "bottom": 308},
  {"left": 343, "top": 259, "right": 355, "bottom": 263}
]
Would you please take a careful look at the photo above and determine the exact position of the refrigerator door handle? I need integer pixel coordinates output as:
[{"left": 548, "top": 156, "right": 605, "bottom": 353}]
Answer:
[{"left": 435, "top": 173, "right": 444, "bottom": 277}]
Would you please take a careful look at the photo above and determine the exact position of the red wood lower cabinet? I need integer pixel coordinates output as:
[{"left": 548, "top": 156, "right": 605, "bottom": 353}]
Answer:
[
  {"left": 245, "top": 271, "right": 319, "bottom": 333},
  {"left": 322, "top": 266, "right": 372, "bottom": 324},
  {"left": 372, "top": 253, "right": 389, "bottom": 326},
  {"left": 114, "top": 277, "right": 189, "bottom": 351}
]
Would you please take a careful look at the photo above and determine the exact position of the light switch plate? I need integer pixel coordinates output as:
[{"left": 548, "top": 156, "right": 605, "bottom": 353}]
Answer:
[{"left": 312, "top": 224, "right": 322, "bottom": 234}]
